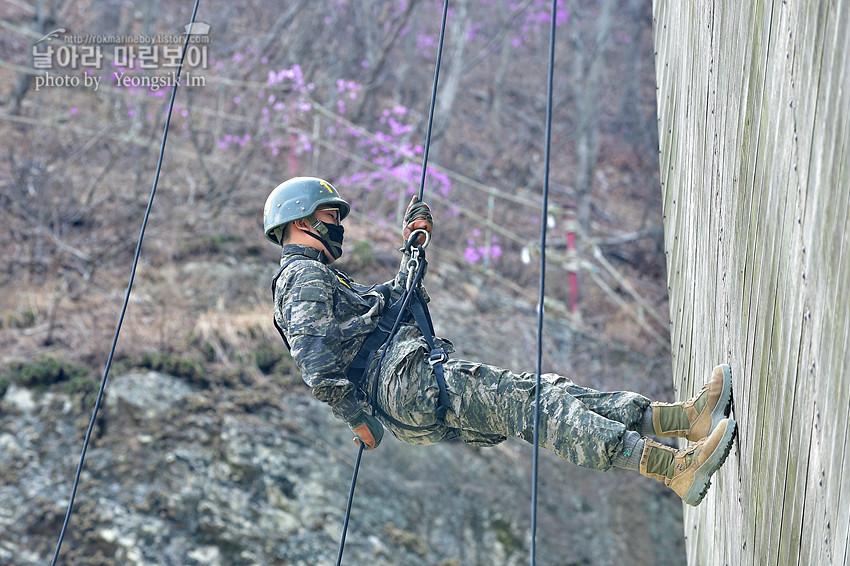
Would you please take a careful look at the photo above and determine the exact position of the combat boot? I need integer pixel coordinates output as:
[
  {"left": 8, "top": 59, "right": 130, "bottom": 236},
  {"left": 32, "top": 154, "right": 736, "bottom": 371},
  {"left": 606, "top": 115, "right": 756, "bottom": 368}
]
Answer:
[
  {"left": 639, "top": 417, "right": 737, "bottom": 506},
  {"left": 651, "top": 364, "right": 732, "bottom": 441}
]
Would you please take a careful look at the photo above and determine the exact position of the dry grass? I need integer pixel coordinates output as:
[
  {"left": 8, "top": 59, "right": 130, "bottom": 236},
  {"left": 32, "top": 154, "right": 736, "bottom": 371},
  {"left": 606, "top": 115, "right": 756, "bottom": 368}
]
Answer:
[{"left": 192, "top": 304, "right": 278, "bottom": 364}]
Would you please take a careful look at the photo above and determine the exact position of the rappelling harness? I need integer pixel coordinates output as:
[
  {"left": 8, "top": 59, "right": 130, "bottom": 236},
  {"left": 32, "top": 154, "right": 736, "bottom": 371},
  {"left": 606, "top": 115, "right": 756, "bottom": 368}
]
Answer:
[{"left": 270, "top": 230, "right": 452, "bottom": 430}]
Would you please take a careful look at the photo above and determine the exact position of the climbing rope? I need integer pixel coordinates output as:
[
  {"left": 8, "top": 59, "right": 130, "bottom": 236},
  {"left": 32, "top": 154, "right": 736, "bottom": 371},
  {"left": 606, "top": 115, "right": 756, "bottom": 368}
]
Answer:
[
  {"left": 415, "top": 0, "right": 449, "bottom": 203},
  {"left": 49, "top": 2, "right": 201, "bottom": 564},
  {"left": 530, "top": 1, "right": 559, "bottom": 564},
  {"left": 336, "top": 1, "right": 559, "bottom": 564},
  {"left": 334, "top": 2, "right": 450, "bottom": 564},
  {"left": 336, "top": 232, "right": 431, "bottom": 566}
]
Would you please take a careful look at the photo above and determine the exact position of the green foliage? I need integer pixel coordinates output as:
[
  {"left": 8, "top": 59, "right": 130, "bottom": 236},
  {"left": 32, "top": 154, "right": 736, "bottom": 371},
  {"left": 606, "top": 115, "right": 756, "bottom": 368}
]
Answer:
[
  {"left": 177, "top": 233, "right": 267, "bottom": 259},
  {"left": 0, "top": 355, "right": 97, "bottom": 406},
  {"left": 63, "top": 374, "right": 99, "bottom": 407},
  {"left": 209, "top": 366, "right": 250, "bottom": 389},
  {"left": 252, "top": 341, "right": 292, "bottom": 375},
  {"left": 10, "top": 355, "right": 89, "bottom": 389},
  {"left": 490, "top": 518, "right": 523, "bottom": 556},
  {"left": 350, "top": 240, "right": 375, "bottom": 266},
  {"left": 138, "top": 352, "right": 208, "bottom": 388},
  {"left": 383, "top": 523, "right": 427, "bottom": 557},
  {"left": 333, "top": 240, "right": 377, "bottom": 274},
  {"left": 200, "top": 341, "right": 217, "bottom": 363},
  {"left": 184, "top": 330, "right": 218, "bottom": 363},
  {"left": 6, "top": 307, "right": 38, "bottom": 329}
]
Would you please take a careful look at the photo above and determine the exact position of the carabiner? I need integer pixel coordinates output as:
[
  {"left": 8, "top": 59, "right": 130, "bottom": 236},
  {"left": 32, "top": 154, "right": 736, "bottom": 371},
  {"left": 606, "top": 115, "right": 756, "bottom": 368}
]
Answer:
[{"left": 403, "top": 228, "right": 431, "bottom": 253}]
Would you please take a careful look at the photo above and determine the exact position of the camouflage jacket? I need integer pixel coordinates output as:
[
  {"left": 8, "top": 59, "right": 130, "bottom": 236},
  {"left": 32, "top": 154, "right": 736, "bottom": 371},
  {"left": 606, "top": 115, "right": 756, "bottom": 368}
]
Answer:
[{"left": 273, "top": 244, "right": 419, "bottom": 421}]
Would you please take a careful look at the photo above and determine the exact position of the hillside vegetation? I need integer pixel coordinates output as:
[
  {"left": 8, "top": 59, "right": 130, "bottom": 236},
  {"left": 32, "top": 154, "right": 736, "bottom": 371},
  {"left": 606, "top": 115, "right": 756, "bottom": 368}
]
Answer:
[{"left": 0, "top": 1, "right": 684, "bottom": 564}]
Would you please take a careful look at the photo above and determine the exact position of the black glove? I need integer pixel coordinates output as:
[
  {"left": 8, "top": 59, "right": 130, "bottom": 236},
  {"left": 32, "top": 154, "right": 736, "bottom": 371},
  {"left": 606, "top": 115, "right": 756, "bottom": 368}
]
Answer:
[
  {"left": 346, "top": 410, "right": 384, "bottom": 450},
  {"left": 403, "top": 196, "right": 433, "bottom": 246}
]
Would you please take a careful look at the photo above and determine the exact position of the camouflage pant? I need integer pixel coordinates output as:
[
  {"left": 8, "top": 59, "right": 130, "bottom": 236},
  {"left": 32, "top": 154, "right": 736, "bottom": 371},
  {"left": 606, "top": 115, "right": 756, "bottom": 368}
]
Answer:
[{"left": 370, "top": 329, "right": 650, "bottom": 471}]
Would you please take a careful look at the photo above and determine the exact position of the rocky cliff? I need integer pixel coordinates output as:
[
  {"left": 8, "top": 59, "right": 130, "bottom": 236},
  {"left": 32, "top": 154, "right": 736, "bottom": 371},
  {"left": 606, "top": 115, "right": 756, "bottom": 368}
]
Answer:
[{"left": 1, "top": 257, "right": 686, "bottom": 566}]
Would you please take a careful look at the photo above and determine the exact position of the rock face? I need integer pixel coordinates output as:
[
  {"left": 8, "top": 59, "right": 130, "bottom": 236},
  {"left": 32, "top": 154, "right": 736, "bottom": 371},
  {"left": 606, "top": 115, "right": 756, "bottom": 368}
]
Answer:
[
  {"left": 0, "top": 252, "right": 686, "bottom": 565},
  {"left": 1, "top": 366, "right": 686, "bottom": 565}
]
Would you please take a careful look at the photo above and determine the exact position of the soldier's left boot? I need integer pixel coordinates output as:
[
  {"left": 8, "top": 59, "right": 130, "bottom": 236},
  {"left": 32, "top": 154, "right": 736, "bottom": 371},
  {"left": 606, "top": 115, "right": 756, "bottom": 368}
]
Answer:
[
  {"left": 640, "top": 417, "right": 737, "bottom": 506},
  {"left": 651, "top": 364, "right": 732, "bottom": 441}
]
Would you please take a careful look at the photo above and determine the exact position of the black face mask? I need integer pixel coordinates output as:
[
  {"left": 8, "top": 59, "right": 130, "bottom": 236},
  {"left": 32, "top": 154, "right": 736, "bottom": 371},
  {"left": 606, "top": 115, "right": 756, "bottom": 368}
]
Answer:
[
  {"left": 321, "top": 221, "right": 345, "bottom": 259},
  {"left": 304, "top": 218, "right": 344, "bottom": 260}
]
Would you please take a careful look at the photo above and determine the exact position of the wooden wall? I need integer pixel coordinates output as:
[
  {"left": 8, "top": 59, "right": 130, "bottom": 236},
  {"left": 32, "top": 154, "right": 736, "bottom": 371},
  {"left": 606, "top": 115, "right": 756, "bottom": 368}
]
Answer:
[{"left": 652, "top": 1, "right": 849, "bottom": 565}]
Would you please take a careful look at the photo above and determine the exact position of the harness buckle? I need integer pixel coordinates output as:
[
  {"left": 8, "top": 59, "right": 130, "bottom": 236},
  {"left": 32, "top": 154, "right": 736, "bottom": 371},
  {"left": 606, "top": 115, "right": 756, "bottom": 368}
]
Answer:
[{"left": 428, "top": 348, "right": 448, "bottom": 366}]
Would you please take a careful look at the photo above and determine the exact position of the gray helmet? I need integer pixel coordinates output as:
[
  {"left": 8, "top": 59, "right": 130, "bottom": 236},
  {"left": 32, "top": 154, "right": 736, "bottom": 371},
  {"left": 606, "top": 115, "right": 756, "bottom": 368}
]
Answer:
[{"left": 263, "top": 177, "right": 350, "bottom": 244}]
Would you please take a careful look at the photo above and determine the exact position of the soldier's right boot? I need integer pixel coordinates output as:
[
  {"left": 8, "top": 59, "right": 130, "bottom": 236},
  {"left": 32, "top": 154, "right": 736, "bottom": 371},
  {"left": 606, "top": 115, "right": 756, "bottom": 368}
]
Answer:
[
  {"left": 639, "top": 417, "right": 737, "bottom": 506},
  {"left": 650, "top": 364, "right": 733, "bottom": 441}
]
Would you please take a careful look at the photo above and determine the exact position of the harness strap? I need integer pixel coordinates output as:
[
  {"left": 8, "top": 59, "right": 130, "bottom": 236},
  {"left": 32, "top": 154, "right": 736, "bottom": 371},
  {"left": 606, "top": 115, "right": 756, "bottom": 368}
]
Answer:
[
  {"left": 349, "top": 257, "right": 452, "bottom": 428},
  {"left": 345, "top": 292, "right": 405, "bottom": 387},
  {"left": 347, "top": 284, "right": 452, "bottom": 432},
  {"left": 272, "top": 247, "right": 451, "bottom": 430},
  {"left": 270, "top": 259, "right": 298, "bottom": 351},
  {"left": 406, "top": 286, "right": 452, "bottom": 420}
]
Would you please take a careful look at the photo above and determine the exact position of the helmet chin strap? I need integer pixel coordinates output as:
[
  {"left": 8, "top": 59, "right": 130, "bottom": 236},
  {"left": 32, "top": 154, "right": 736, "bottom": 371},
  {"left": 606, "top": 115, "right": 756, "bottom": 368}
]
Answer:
[
  {"left": 302, "top": 230, "right": 332, "bottom": 260},
  {"left": 300, "top": 214, "right": 343, "bottom": 260}
]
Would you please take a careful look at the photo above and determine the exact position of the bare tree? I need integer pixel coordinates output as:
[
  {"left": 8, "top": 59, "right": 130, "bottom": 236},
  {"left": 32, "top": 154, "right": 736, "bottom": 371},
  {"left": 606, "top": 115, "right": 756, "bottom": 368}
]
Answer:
[
  {"left": 428, "top": 0, "right": 470, "bottom": 161},
  {"left": 8, "top": 1, "right": 56, "bottom": 115},
  {"left": 568, "top": 0, "right": 616, "bottom": 238}
]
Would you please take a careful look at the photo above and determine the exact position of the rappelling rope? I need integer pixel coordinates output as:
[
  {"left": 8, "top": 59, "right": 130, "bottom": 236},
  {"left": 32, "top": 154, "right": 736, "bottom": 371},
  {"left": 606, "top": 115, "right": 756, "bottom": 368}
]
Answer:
[
  {"left": 529, "top": 1, "right": 558, "bottom": 564},
  {"left": 49, "top": 1, "right": 201, "bottom": 564},
  {"left": 336, "top": 239, "right": 428, "bottom": 566},
  {"left": 334, "top": 1, "right": 450, "bottom": 565},
  {"left": 415, "top": 0, "right": 449, "bottom": 203}
]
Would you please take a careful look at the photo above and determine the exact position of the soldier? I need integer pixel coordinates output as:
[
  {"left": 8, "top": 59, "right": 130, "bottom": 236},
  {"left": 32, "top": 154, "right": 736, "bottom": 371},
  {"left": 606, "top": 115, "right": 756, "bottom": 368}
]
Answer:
[{"left": 265, "top": 176, "right": 737, "bottom": 506}]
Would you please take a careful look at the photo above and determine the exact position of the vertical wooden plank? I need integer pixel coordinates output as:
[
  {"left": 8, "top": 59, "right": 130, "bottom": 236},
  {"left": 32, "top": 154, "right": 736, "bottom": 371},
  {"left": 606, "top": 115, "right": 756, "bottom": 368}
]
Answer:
[
  {"left": 830, "top": 121, "right": 850, "bottom": 564},
  {"left": 832, "top": 272, "right": 850, "bottom": 565},
  {"left": 711, "top": 7, "right": 755, "bottom": 566},
  {"left": 819, "top": 187, "right": 849, "bottom": 566},
  {"left": 797, "top": 0, "right": 848, "bottom": 562},
  {"left": 751, "top": 1, "right": 811, "bottom": 561},
  {"left": 735, "top": 6, "right": 773, "bottom": 565},
  {"left": 771, "top": 1, "right": 811, "bottom": 551},
  {"left": 655, "top": 0, "right": 690, "bottom": 400},
  {"left": 715, "top": 9, "right": 764, "bottom": 563},
  {"left": 775, "top": 0, "right": 823, "bottom": 563},
  {"left": 811, "top": 4, "right": 850, "bottom": 562}
]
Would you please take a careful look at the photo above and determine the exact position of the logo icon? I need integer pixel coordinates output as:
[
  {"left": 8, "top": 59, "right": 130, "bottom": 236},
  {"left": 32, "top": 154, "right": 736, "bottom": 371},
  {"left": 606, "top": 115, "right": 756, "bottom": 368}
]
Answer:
[{"left": 35, "top": 28, "right": 65, "bottom": 44}]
